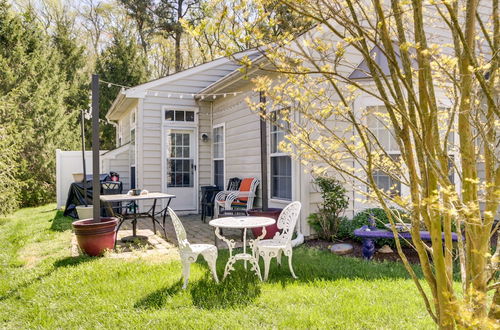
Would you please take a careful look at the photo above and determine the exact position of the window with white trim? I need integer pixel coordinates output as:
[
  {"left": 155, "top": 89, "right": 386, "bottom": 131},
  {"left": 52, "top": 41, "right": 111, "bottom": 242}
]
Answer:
[
  {"left": 367, "top": 107, "right": 401, "bottom": 197},
  {"left": 213, "top": 125, "right": 224, "bottom": 189},
  {"left": 270, "top": 109, "right": 292, "bottom": 200},
  {"left": 165, "top": 110, "right": 195, "bottom": 122}
]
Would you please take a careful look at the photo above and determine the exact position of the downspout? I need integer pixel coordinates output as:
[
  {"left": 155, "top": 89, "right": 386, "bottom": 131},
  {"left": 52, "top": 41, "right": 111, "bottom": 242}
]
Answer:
[{"left": 291, "top": 107, "right": 304, "bottom": 247}]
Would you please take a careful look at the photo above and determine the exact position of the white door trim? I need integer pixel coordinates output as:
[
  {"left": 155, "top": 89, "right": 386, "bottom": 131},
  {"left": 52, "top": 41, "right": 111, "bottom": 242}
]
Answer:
[{"left": 161, "top": 124, "right": 199, "bottom": 212}]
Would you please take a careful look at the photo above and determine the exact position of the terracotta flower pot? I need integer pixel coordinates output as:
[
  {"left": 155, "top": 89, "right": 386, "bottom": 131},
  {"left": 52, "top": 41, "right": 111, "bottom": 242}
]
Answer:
[
  {"left": 248, "top": 208, "right": 283, "bottom": 239},
  {"left": 72, "top": 217, "right": 118, "bottom": 256}
]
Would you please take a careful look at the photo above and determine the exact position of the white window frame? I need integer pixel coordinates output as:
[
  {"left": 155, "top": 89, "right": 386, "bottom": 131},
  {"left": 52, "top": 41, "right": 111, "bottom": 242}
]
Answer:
[
  {"left": 366, "top": 105, "right": 402, "bottom": 198},
  {"left": 269, "top": 108, "right": 292, "bottom": 201},
  {"left": 162, "top": 106, "right": 197, "bottom": 126},
  {"left": 212, "top": 123, "right": 225, "bottom": 189}
]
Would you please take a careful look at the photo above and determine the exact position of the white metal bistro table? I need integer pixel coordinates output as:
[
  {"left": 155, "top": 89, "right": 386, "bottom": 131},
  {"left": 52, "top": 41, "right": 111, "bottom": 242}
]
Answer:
[
  {"left": 100, "top": 193, "right": 175, "bottom": 245},
  {"left": 209, "top": 216, "right": 276, "bottom": 281}
]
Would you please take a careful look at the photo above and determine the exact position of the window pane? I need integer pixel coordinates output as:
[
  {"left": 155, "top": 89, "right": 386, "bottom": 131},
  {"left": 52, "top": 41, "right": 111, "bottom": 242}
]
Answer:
[
  {"left": 175, "top": 111, "right": 185, "bottom": 121},
  {"left": 214, "top": 160, "right": 224, "bottom": 189},
  {"left": 271, "top": 155, "right": 292, "bottom": 200},
  {"left": 186, "top": 111, "right": 195, "bottom": 121},
  {"left": 165, "top": 110, "right": 174, "bottom": 121},
  {"left": 167, "top": 159, "right": 193, "bottom": 187}
]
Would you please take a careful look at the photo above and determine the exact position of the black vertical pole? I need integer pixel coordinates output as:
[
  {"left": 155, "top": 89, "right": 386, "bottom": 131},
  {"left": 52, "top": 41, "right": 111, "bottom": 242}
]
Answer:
[
  {"left": 259, "top": 91, "right": 268, "bottom": 211},
  {"left": 81, "top": 110, "right": 88, "bottom": 206},
  {"left": 92, "top": 74, "right": 100, "bottom": 221}
]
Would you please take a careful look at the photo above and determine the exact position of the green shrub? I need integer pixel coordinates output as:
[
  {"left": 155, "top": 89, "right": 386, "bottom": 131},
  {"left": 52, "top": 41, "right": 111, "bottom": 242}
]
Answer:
[
  {"left": 338, "top": 208, "right": 410, "bottom": 247},
  {"left": 307, "top": 177, "right": 349, "bottom": 241}
]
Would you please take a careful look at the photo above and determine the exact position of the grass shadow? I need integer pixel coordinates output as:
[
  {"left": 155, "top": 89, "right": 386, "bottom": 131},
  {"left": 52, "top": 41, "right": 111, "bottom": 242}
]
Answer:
[
  {"left": 134, "top": 281, "right": 183, "bottom": 309},
  {"left": 190, "top": 269, "right": 261, "bottom": 310},
  {"left": 0, "top": 255, "right": 92, "bottom": 302},
  {"left": 53, "top": 255, "right": 93, "bottom": 268},
  {"left": 49, "top": 210, "right": 73, "bottom": 232}
]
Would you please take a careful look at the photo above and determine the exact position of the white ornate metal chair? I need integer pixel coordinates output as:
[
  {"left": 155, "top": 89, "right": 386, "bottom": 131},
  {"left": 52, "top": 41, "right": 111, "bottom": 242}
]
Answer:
[
  {"left": 254, "top": 201, "right": 302, "bottom": 281},
  {"left": 214, "top": 178, "right": 260, "bottom": 218},
  {"left": 167, "top": 208, "right": 219, "bottom": 289}
]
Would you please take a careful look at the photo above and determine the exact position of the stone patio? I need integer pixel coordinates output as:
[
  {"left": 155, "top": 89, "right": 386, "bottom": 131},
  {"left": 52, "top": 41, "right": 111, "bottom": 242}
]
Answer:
[
  {"left": 71, "top": 213, "right": 247, "bottom": 258},
  {"left": 119, "top": 213, "right": 246, "bottom": 249}
]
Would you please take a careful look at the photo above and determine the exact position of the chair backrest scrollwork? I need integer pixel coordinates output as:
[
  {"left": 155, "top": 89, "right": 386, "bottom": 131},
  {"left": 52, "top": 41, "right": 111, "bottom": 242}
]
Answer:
[
  {"left": 168, "top": 207, "right": 192, "bottom": 252},
  {"left": 274, "top": 201, "right": 302, "bottom": 244}
]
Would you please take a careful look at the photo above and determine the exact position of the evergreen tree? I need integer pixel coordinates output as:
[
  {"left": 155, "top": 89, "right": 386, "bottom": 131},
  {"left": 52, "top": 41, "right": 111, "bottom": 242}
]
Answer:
[
  {"left": 0, "top": 1, "right": 79, "bottom": 207},
  {"left": 96, "top": 29, "right": 148, "bottom": 150}
]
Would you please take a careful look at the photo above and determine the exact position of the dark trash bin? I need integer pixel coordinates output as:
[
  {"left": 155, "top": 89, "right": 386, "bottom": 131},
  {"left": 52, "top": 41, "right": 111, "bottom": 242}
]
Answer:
[{"left": 200, "top": 185, "right": 221, "bottom": 222}]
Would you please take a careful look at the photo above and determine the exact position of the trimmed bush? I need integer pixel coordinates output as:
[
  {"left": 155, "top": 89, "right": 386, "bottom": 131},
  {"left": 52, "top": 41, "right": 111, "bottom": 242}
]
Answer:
[{"left": 307, "top": 177, "right": 349, "bottom": 241}]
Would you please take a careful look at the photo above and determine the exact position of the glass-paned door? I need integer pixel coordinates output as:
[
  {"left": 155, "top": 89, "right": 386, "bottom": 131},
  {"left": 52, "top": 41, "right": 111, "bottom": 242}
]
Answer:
[{"left": 166, "top": 129, "right": 196, "bottom": 210}]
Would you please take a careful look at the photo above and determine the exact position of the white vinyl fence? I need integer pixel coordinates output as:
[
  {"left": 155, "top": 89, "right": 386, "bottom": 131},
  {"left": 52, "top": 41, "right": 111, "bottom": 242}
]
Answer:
[{"left": 55, "top": 149, "right": 106, "bottom": 209}]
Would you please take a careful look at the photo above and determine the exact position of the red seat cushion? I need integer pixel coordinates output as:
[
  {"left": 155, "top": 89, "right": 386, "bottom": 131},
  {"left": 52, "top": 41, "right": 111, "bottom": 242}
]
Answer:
[{"left": 238, "top": 178, "right": 254, "bottom": 202}]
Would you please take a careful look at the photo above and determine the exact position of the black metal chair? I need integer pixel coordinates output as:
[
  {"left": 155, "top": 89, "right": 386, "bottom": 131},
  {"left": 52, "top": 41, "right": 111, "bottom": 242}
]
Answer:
[
  {"left": 200, "top": 186, "right": 221, "bottom": 222},
  {"left": 101, "top": 181, "right": 123, "bottom": 216}
]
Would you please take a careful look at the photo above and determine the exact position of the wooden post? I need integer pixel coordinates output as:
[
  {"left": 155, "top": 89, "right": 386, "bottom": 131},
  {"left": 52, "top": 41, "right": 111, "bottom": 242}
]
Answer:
[
  {"left": 91, "top": 74, "right": 100, "bottom": 221},
  {"left": 259, "top": 91, "right": 268, "bottom": 211}
]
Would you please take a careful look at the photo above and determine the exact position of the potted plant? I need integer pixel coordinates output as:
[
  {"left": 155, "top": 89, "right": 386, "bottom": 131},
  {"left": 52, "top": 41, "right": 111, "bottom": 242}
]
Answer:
[{"left": 72, "top": 75, "right": 117, "bottom": 256}]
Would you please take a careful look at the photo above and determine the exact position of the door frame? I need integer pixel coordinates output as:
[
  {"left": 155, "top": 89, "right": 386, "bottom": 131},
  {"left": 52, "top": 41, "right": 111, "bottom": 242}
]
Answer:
[{"left": 161, "top": 106, "right": 199, "bottom": 212}]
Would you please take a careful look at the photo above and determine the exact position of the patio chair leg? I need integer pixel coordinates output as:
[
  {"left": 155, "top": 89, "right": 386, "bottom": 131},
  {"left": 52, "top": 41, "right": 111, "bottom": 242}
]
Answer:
[
  {"left": 287, "top": 249, "right": 298, "bottom": 279},
  {"left": 201, "top": 249, "right": 219, "bottom": 283},
  {"left": 261, "top": 251, "right": 273, "bottom": 281},
  {"left": 181, "top": 259, "right": 192, "bottom": 289},
  {"left": 277, "top": 249, "right": 282, "bottom": 267}
]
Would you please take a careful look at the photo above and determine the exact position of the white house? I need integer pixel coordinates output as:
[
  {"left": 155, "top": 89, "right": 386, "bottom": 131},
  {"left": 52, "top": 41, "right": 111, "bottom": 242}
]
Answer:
[{"left": 103, "top": 19, "right": 497, "bottom": 237}]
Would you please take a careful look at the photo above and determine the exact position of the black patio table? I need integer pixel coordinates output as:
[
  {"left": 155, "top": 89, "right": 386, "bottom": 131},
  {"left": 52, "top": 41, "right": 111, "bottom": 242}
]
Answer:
[{"left": 100, "top": 193, "right": 175, "bottom": 245}]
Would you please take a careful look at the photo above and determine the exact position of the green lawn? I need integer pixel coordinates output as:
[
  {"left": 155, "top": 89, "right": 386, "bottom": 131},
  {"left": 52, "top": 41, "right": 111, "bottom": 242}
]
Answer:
[{"left": 0, "top": 204, "right": 436, "bottom": 329}]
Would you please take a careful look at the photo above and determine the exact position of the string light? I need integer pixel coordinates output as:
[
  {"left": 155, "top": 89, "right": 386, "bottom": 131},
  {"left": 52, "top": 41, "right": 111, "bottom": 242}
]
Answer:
[
  {"left": 99, "top": 79, "right": 130, "bottom": 89},
  {"left": 146, "top": 90, "right": 243, "bottom": 99}
]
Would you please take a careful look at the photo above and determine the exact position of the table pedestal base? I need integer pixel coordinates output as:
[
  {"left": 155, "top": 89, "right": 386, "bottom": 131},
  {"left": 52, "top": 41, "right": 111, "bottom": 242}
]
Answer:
[
  {"left": 214, "top": 226, "right": 267, "bottom": 281},
  {"left": 223, "top": 253, "right": 262, "bottom": 281}
]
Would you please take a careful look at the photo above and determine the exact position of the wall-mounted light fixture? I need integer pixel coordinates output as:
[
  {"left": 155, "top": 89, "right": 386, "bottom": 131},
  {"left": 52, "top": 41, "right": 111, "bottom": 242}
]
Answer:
[{"left": 201, "top": 133, "right": 209, "bottom": 142}]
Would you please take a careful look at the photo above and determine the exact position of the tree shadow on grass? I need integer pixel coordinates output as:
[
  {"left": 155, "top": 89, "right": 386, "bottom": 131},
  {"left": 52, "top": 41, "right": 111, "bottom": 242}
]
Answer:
[
  {"left": 134, "top": 281, "right": 183, "bottom": 309},
  {"left": 190, "top": 269, "right": 261, "bottom": 310},
  {"left": 49, "top": 210, "right": 73, "bottom": 232},
  {"left": 0, "top": 255, "right": 92, "bottom": 302}
]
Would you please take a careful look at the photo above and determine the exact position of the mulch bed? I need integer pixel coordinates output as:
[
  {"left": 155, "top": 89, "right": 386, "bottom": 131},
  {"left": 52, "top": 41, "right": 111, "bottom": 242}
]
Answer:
[{"left": 304, "top": 238, "right": 422, "bottom": 264}]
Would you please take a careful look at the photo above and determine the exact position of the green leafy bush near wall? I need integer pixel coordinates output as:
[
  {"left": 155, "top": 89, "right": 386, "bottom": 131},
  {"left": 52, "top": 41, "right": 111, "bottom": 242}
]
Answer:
[
  {"left": 338, "top": 208, "right": 410, "bottom": 247},
  {"left": 307, "top": 177, "right": 349, "bottom": 241}
]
